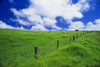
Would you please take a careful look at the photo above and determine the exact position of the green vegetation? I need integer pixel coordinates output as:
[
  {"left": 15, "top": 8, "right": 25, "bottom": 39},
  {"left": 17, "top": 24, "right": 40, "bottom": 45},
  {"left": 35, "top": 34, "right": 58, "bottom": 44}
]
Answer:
[{"left": 0, "top": 29, "right": 100, "bottom": 67}]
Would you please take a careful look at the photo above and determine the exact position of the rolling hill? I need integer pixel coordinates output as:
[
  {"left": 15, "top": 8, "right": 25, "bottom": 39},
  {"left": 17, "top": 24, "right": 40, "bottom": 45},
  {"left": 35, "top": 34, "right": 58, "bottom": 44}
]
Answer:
[{"left": 0, "top": 29, "right": 100, "bottom": 67}]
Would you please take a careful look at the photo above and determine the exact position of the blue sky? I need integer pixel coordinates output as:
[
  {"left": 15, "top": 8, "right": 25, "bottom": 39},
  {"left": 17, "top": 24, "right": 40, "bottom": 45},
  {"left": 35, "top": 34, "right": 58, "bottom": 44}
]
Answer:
[{"left": 0, "top": 0, "right": 100, "bottom": 31}]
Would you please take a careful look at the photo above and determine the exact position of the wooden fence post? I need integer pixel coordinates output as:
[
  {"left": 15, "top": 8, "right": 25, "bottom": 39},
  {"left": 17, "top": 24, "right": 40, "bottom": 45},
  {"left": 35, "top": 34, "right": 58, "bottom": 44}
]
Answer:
[
  {"left": 76, "top": 34, "right": 78, "bottom": 39},
  {"left": 87, "top": 31, "right": 88, "bottom": 33},
  {"left": 73, "top": 36, "right": 75, "bottom": 41},
  {"left": 34, "top": 45, "right": 38, "bottom": 59},
  {"left": 81, "top": 33, "right": 82, "bottom": 36},
  {"left": 69, "top": 37, "right": 71, "bottom": 43},
  {"left": 57, "top": 40, "right": 59, "bottom": 48},
  {"left": 80, "top": 33, "right": 82, "bottom": 37}
]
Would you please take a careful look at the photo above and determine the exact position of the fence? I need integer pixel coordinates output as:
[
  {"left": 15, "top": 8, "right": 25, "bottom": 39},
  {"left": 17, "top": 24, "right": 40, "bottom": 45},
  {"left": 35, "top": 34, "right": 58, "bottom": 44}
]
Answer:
[{"left": 34, "top": 31, "right": 94, "bottom": 59}]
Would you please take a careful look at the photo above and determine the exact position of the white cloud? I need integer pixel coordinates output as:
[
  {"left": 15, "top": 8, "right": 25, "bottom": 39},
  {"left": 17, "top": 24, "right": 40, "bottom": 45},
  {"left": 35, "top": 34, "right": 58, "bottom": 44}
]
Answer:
[
  {"left": 43, "top": 17, "right": 63, "bottom": 31},
  {"left": 0, "top": 20, "right": 25, "bottom": 30},
  {"left": 68, "top": 21, "right": 85, "bottom": 30},
  {"left": 30, "top": 0, "right": 87, "bottom": 19},
  {"left": 10, "top": 8, "right": 24, "bottom": 17},
  {"left": 11, "top": 8, "right": 44, "bottom": 26},
  {"left": 43, "top": 18, "right": 56, "bottom": 27},
  {"left": 85, "top": 19, "right": 100, "bottom": 31},
  {"left": 16, "top": 26, "right": 25, "bottom": 30},
  {"left": 10, "top": 18, "right": 31, "bottom": 26},
  {"left": 68, "top": 19, "right": 100, "bottom": 31},
  {"left": 51, "top": 27, "right": 62, "bottom": 31},
  {"left": 10, "top": 0, "right": 91, "bottom": 31},
  {"left": 0, "top": 21, "right": 14, "bottom": 29},
  {"left": 95, "top": 19, "right": 100, "bottom": 24},
  {"left": 31, "top": 24, "right": 48, "bottom": 31}
]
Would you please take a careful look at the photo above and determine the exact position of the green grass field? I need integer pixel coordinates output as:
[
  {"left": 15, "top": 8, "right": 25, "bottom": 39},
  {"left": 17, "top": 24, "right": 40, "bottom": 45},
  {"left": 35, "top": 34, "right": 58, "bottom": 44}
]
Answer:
[{"left": 0, "top": 29, "right": 100, "bottom": 67}]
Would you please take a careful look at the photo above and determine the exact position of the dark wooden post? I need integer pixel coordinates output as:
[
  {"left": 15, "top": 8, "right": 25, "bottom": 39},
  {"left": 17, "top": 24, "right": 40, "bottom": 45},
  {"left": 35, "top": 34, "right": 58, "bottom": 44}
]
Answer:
[
  {"left": 83, "top": 32, "right": 84, "bottom": 35},
  {"left": 73, "top": 36, "right": 75, "bottom": 41},
  {"left": 76, "top": 34, "right": 78, "bottom": 39},
  {"left": 34, "top": 46, "right": 38, "bottom": 59},
  {"left": 57, "top": 40, "right": 59, "bottom": 48},
  {"left": 81, "top": 33, "right": 82, "bottom": 36},
  {"left": 80, "top": 33, "right": 82, "bottom": 37},
  {"left": 69, "top": 37, "right": 71, "bottom": 43},
  {"left": 87, "top": 31, "right": 88, "bottom": 33}
]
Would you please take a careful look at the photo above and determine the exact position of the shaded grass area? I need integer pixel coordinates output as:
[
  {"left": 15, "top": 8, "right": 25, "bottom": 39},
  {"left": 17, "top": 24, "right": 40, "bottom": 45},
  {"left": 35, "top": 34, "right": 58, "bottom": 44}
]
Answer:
[{"left": 0, "top": 29, "right": 100, "bottom": 67}]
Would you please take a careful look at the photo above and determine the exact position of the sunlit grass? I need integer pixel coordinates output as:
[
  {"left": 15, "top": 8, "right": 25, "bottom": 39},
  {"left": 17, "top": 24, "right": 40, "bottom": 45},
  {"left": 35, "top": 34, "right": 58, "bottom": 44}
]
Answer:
[{"left": 0, "top": 29, "right": 100, "bottom": 67}]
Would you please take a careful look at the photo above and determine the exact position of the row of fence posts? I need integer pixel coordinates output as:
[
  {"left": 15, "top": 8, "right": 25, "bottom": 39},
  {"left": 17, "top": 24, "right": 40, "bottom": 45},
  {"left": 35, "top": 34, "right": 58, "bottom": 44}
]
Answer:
[{"left": 34, "top": 31, "right": 94, "bottom": 59}]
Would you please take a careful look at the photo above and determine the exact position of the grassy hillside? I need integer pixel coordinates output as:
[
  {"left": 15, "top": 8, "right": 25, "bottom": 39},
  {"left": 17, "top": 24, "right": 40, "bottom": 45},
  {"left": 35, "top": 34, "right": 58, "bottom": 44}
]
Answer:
[{"left": 0, "top": 29, "right": 100, "bottom": 67}]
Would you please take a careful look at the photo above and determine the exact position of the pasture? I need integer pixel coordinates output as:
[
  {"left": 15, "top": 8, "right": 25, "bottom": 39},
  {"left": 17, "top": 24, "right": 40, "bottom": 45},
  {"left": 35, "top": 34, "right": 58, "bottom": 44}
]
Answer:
[{"left": 0, "top": 29, "right": 100, "bottom": 67}]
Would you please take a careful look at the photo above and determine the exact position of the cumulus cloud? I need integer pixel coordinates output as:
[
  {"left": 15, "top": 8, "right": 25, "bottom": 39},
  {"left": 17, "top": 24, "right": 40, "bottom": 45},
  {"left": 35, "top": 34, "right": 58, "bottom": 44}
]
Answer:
[
  {"left": 16, "top": 26, "right": 25, "bottom": 30},
  {"left": 0, "top": 20, "right": 25, "bottom": 30},
  {"left": 10, "top": 0, "right": 91, "bottom": 31},
  {"left": 0, "top": 21, "right": 14, "bottom": 29},
  {"left": 31, "top": 24, "right": 48, "bottom": 31},
  {"left": 29, "top": 0, "right": 90, "bottom": 19},
  {"left": 95, "top": 19, "right": 100, "bottom": 24},
  {"left": 10, "top": 8, "right": 24, "bottom": 17},
  {"left": 10, "top": 18, "right": 31, "bottom": 26},
  {"left": 85, "top": 19, "right": 100, "bottom": 31},
  {"left": 68, "top": 19, "right": 100, "bottom": 31},
  {"left": 43, "top": 18, "right": 56, "bottom": 27},
  {"left": 68, "top": 21, "right": 85, "bottom": 30}
]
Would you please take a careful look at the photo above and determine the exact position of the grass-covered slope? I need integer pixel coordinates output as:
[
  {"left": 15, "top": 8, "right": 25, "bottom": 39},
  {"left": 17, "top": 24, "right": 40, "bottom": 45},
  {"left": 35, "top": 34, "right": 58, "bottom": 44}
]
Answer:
[{"left": 0, "top": 29, "right": 100, "bottom": 67}]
